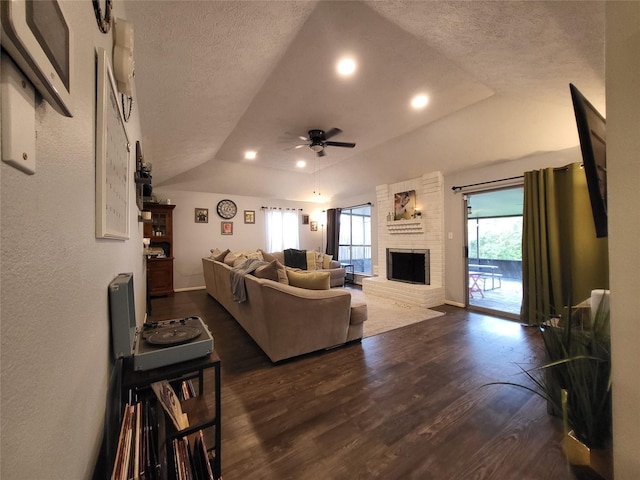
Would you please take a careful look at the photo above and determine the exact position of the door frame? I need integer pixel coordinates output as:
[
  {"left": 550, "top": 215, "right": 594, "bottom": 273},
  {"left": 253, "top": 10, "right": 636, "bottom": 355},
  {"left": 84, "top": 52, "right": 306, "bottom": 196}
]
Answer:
[{"left": 463, "top": 186, "right": 523, "bottom": 321}]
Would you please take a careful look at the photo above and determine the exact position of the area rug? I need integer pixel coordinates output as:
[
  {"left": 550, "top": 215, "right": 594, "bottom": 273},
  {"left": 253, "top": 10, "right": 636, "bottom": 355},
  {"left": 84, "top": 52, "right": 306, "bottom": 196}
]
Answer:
[{"left": 351, "top": 290, "right": 446, "bottom": 338}]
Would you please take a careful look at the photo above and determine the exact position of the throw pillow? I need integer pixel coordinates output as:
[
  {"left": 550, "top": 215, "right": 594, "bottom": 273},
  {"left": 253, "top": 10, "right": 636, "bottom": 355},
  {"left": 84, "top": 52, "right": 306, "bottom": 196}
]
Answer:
[
  {"left": 274, "top": 260, "right": 289, "bottom": 284},
  {"left": 224, "top": 251, "right": 238, "bottom": 266},
  {"left": 314, "top": 251, "right": 327, "bottom": 270},
  {"left": 233, "top": 255, "right": 248, "bottom": 267},
  {"left": 259, "top": 249, "right": 277, "bottom": 262},
  {"left": 213, "top": 248, "right": 230, "bottom": 262},
  {"left": 286, "top": 269, "right": 330, "bottom": 290},
  {"left": 253, "top": 260, "right": 279, "bottom": 282},
  {"left": 284, "top": 248, "right": 307, "bottom": 269},
  {"left": 209, "top": 248, "right": 221, "bottom": 259},
  {"left": 323, "top": 254, "right": 333, "bottom": 269},
  {"left": 245, "top": 251, "right": 264, "bottom": 261},
  {"left": 306, "top": 250, "right": 318, "bottom": 271}
]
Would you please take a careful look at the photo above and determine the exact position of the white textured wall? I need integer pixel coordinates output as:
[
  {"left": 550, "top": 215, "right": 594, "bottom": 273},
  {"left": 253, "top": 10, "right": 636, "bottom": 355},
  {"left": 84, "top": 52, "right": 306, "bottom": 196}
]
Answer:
[
  {"left": 606, "top": 3, "right": 640, "bottom": 478},
  {"left": 0, "top": 1, "right": 144, "bottom": 478},
  {"left": 153, "top": 188, "right": 329, "bottom": 290}
]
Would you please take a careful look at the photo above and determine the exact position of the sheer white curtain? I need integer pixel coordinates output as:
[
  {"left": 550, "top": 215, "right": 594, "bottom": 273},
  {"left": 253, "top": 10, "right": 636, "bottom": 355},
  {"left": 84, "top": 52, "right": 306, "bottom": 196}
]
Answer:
[{"left": 264, "top": 208, "right": 299, "bottom": 252}]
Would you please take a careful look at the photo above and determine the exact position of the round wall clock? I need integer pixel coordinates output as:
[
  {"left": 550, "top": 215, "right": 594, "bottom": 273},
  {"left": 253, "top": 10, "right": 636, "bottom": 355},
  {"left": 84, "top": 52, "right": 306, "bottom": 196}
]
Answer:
[{"left": 216, "top": 199, "right": 237, "bottom": 219}]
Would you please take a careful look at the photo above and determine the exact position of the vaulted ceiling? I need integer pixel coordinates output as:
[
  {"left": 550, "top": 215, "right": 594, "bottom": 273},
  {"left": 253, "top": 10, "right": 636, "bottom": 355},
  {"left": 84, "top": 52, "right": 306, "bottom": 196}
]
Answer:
[{"left": 124, "top": 1, "right": 605, "bottom": 203}]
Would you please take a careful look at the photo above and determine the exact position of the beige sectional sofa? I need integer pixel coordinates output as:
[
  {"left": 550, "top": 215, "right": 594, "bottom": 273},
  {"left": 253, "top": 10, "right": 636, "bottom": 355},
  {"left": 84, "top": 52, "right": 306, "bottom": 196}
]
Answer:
[{"left": 202, "top": 257, "right": 367, "bottom": 362}]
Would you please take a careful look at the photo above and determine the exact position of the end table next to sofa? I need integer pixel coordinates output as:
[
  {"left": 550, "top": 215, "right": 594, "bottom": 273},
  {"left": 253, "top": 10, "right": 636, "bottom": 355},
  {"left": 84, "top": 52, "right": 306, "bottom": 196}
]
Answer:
[{"left": 341, "top": 263, "right": 354, "bottom": 284}]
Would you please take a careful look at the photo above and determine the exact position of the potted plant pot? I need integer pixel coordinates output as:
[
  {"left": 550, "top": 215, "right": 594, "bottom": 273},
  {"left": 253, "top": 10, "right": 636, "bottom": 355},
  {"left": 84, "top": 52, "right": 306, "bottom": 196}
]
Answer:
[{"left": 563, "top": 429, "right": 613, "bottom": 480}]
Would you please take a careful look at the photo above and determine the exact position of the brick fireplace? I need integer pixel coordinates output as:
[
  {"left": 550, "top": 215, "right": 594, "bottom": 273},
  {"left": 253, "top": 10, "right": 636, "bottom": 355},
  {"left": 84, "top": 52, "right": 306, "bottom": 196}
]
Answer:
[{"left": 362, "top": 172, "right": 445, "bottom": 308}]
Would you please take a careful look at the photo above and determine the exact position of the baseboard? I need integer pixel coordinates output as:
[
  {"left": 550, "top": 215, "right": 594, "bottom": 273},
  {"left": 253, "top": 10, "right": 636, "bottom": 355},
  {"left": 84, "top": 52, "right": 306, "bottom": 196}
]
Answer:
[
  {"left": 174, "top": 286, "right": 206, "bottom": 292},
  {"left": 445, "top": 300, "right": 466, "bottom": 308}
]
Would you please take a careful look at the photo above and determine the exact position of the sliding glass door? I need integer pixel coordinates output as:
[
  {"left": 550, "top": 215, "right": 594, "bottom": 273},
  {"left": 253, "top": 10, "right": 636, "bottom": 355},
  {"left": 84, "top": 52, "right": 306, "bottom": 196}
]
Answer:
[
  {"left": 339, "top": 205, "right": 372, "bottom": 274},
  {"left": 465, "top": 187, "right": 523, "bottom": 319}
]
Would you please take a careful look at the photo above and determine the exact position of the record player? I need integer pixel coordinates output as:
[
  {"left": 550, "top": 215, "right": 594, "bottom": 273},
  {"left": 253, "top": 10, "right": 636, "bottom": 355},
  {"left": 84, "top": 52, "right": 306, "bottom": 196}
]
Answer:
[{"left": 109, "top": 273, "right": 214, "bottom": 371}]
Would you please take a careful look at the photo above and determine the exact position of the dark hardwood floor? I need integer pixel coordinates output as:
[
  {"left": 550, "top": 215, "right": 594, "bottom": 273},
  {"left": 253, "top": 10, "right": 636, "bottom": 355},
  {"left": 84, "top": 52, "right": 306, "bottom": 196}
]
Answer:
[{"left": 148, "top": 289, "right": 587, "bottom": 480}]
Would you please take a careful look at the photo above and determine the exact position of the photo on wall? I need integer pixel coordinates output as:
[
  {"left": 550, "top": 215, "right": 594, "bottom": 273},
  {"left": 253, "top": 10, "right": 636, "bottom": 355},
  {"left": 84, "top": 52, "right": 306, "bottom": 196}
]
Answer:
[
  {"left": 195, "top": 208, "right": 208, "bottom": 223},
  {"left": 221, "top": 221, "right": 233, "bottom": 235},
  {"left": 394, "top": 190, "right": 416, "bottom": 220}
]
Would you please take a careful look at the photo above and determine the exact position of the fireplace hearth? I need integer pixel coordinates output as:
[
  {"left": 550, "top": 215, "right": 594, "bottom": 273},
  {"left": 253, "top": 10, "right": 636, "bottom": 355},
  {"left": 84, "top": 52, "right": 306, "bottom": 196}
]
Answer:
[{"left": 386, "top": 248, "right": 430, "bottom": 285}]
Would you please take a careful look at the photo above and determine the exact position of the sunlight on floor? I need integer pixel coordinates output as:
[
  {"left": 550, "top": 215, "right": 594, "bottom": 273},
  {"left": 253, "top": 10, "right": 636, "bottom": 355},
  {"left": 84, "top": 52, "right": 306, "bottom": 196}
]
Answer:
[{"left": 476, "top": 316, "right": 524, "bottom": 339}]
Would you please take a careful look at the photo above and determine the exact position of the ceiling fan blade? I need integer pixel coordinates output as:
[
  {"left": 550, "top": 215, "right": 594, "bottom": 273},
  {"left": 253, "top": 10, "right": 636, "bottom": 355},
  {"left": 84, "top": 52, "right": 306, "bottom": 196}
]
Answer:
[
  {"left": 281, "top": 132, "right": 309, "bottom": 142},
  {"left": 325, "top": 141, "right": 356, "bottom": 148},
  {"left": 323, "top": 127, "right": 342, "bottom": 141},
  {"left": 283, "top": 143, "right": 308, "bottom": 151}
]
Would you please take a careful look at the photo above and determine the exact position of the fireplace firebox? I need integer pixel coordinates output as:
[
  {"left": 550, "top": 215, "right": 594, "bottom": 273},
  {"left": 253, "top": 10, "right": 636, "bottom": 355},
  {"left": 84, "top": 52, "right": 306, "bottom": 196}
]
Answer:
[{"left": 386, "top": 248, "right": 430, "bottom": 285}]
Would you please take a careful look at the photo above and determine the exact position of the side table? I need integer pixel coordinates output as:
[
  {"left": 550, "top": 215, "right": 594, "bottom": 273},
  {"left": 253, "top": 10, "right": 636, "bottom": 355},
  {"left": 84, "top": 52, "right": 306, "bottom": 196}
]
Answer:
[{"left": 341, "top": 263, "right": 354, "bottom": 284}]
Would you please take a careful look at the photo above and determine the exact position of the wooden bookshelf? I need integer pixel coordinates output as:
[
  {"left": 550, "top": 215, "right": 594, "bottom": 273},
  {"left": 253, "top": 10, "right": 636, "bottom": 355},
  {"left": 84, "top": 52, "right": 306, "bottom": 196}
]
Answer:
[{"left": 109, "top": 352, "right": 222, "bottom": 480}]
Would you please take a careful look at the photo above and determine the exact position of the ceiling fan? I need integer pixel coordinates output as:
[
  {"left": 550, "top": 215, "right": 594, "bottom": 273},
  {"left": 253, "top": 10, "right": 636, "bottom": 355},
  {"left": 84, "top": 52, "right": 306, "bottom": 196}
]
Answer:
[{"left": 286, "top": 128, "right": 356, "bottom": 157}]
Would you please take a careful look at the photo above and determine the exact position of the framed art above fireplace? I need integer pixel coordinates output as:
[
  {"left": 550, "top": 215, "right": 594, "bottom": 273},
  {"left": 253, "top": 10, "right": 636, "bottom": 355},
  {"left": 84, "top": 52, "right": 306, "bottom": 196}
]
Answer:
[{"left": 394, "top": 190, "right": 416, "bottom": 220}]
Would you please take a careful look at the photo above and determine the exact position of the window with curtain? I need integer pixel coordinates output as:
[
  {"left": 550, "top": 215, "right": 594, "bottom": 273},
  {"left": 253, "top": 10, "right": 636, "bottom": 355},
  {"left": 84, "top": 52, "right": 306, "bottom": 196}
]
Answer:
[
  {"left": 264, "top": 208, "right": 300, "bottom": 252},
  {"left": 338, "top": 205, "right": 371, "bottom": 274}
]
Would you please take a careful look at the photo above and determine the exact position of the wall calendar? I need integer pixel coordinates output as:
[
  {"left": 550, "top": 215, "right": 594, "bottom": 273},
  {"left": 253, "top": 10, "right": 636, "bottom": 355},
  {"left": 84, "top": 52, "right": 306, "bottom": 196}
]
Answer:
[{"left": 95, "top": 47, "right": 130, "bottom": 240}]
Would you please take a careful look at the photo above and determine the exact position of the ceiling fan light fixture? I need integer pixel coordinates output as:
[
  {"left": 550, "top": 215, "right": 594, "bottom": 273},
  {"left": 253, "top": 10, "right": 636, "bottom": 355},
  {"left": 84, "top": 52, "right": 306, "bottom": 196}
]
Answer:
[{"left": 310, "top": 142, "right": 324, "bottom": 153}]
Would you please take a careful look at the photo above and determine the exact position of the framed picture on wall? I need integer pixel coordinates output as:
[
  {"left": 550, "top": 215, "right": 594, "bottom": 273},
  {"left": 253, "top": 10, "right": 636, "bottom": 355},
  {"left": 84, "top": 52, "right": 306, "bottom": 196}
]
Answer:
[
  {"left": 302, "top": 214, "right": 310, "bottom": 225},
  {"left": 95, "top": 48, "right": 130, "bottom": 240},
  {"left": 244, "top": 210, "right": 255, "bottom": 224},
  {"left": 221, "top": 221, "right": 233, "bottom": 235},
  {"left": 394, "top": 190, "right": 416, "bottom": 220},
  {"left": 195, "top": 208, "right": 208, "bottom": 223},
  {"left": 310, "top": 221, "right": 318, "bottom": 231}
]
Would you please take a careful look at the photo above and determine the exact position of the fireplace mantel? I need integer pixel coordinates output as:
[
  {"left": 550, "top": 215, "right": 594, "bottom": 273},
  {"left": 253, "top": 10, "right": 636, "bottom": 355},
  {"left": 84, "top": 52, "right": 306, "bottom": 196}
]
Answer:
[{"left": 386, "top": 218, "right": 424, "bottom": 234}]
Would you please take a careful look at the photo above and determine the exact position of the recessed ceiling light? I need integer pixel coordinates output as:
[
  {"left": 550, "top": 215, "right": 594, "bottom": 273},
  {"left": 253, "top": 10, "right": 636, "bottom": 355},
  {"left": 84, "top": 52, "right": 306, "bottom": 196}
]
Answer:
[
  {"left": 244, "top": 150, "right": 257, "bottom": 160},
  {"left": 296, "top": 160, "right": 306, "bottom": 168},
  {"left": 337, "top": 58, "right": 357, "bottom": 77},
  {"left": 411, "top": 94, "right": 429, "bottom": 109}
]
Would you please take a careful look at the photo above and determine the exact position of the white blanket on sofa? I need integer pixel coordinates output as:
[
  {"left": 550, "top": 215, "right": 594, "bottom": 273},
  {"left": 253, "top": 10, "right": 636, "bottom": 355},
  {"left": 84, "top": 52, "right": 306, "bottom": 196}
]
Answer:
[{"left": 230, "top": 258, "right": 269, "bottom": 302}]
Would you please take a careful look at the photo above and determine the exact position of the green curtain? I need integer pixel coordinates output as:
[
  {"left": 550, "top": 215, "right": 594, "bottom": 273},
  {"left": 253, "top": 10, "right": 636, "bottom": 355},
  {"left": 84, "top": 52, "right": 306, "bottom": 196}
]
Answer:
[
  {"left": 521, "top": 167, "right": 565, "bottom": 324},
  {"left": 521, "top": 163, "right": 609, "bottom": 325}
]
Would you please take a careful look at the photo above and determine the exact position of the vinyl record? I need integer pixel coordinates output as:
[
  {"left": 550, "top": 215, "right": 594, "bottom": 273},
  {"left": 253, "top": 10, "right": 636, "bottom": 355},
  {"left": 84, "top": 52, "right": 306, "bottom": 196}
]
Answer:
[{"left": 143, "top": 325, "right": 201, "bottom": 346}]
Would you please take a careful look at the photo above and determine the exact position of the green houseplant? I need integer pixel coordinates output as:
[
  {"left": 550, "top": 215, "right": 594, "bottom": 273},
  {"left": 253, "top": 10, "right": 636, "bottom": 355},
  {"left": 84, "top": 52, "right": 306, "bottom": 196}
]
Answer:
[
  {"left": 542, "top": 295, "right": 611, "bottom": 449},
  {"left": 489, "top": 292, "right": 612, "bottom": 477}
]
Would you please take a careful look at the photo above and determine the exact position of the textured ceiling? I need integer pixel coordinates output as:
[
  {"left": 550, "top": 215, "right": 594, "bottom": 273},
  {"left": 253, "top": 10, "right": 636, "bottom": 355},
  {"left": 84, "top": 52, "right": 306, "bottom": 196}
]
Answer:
[{"left": 124, "top": 0, "right": 605, "bottom": 203}]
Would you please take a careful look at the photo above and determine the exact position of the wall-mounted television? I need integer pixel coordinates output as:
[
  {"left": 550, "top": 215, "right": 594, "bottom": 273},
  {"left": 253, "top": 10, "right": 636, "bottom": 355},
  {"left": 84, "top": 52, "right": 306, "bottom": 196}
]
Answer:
[
  {"left": 1, "top": 0, "right": 73, "bottom": 117},
  {"left": 570, "top": 83, "right": 607, "bottom": 238}
]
